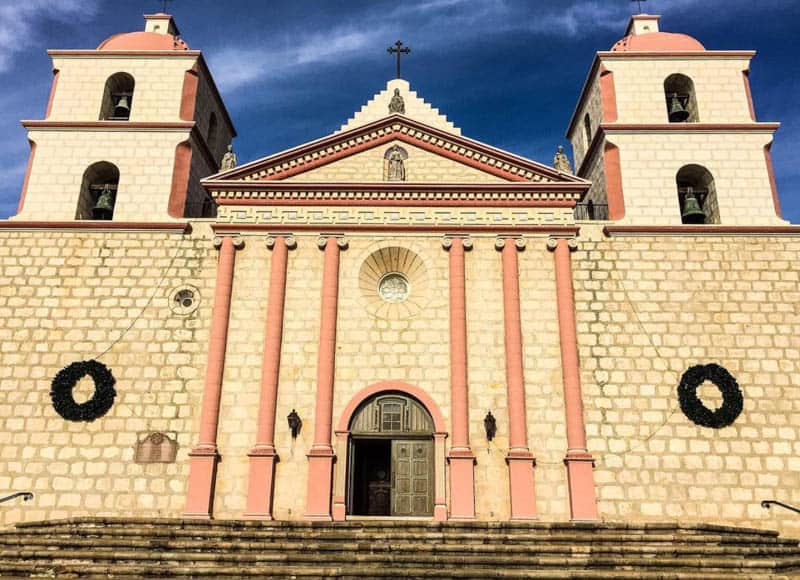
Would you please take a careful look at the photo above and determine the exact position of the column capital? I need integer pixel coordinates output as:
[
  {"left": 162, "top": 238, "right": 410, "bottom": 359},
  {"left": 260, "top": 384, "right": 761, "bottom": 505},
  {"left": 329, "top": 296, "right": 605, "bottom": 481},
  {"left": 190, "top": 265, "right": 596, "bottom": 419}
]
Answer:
[
  {"left": 546, "top": 236, "right": 578, "bottom": 252},
  {"left": 495, "top": 236, "right": 526, "bottom": 251},
  {"left": 213, "top": 235, "right": 245, "bottom": 250},
  {"left": 442, "top": 235, "right": 473, "bottom": 251},
  {"left": 317, "top": 234, "right": 348, "bottom": 250},
  {"left": 266, "top": 235, "right": 297, "bottom": 250}
]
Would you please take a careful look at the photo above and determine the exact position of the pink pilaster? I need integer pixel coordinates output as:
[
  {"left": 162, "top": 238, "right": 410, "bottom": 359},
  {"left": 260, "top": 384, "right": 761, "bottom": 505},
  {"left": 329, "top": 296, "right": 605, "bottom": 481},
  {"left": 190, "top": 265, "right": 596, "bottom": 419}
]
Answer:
[
  {"left": 443, "top": 236, "right": 475, "bottom": 520},
  {"left": 497, "top": 237, "right": 537, "bottom": 519},
  {"left": 245, "top": 236, "right": 293, "bottom": 519},
  {"left": 185, "top": 235, "right": 242, "bottom": 519},
  {"left": 548, "top": 237, "right": 598, "bottom": 521},
  {"left": 306, "top": 235, "right": 346, "bottom": 521}
]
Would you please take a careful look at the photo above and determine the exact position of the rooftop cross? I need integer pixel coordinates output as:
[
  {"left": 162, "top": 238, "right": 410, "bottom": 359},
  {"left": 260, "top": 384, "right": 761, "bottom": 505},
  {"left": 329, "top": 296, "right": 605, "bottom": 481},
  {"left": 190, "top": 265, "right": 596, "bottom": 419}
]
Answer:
[
  {"left": 631, "top": 0, "right": 647, "bottom": 13},
  {"left": 387, "top": 40, "right": 411, "bottom": 80},
  {"left": 158, "top": 0, "right": 174, "bottom": 13}
]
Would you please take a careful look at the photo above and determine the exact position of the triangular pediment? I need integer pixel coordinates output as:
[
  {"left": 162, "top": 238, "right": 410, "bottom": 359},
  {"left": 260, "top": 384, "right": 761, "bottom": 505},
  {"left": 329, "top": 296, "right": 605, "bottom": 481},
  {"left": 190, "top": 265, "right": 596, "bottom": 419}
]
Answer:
[{"left": 205, "top": 115, "right": 586, "bottom": 187}]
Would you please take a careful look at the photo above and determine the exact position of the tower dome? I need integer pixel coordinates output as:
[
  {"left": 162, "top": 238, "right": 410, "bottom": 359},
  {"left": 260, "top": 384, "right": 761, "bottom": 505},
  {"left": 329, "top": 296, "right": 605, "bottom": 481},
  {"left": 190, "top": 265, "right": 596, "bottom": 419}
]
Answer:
[
  {"left": 97, "top": 13, "right": 189, "bottom": 51},
  {"left": 611, "top": 14, "right": 705, "bottom": 52}
]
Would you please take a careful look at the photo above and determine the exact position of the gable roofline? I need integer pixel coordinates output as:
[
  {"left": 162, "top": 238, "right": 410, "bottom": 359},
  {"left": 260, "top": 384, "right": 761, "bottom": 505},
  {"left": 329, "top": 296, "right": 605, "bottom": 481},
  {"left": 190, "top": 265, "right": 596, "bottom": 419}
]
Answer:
[{"left": 204, "top": 114, "right": 588, "bottom": 186}]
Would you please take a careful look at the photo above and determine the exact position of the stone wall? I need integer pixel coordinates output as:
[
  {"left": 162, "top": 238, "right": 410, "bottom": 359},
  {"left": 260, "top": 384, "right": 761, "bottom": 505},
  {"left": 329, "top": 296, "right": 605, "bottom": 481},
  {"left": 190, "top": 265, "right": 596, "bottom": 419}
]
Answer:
[
  {"left": 574, "top": 224, "right": 800, "bottom": 537},
  {"left": 0, "top": 225, "right": 216, "bottom": 527}
]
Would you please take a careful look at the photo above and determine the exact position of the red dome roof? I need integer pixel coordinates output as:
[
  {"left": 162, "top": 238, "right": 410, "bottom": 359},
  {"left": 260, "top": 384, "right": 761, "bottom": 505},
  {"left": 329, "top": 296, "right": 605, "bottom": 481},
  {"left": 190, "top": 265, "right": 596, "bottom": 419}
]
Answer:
[
  {"left": 98, "top": 31, "right": 189, "bottom": 51},
  {"left": 612, "top": 31, "right": 705, "bottom": 52}
]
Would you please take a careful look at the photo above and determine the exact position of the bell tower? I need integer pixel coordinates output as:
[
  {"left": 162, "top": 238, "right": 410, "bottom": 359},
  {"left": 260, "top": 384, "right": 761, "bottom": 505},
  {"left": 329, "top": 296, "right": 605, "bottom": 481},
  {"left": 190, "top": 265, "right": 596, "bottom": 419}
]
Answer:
[
  {"left": 566, "top": 14, "right": 784, "bottom": 226},
  {"left": 14, "top": 13, "right": 236, "bottom": 222}
]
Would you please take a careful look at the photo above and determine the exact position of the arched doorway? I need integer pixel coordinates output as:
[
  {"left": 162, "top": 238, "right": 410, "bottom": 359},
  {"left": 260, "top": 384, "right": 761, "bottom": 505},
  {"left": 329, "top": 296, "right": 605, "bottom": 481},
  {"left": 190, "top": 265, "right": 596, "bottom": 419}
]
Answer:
[{"left": 346, "top": 392, "right": 435, "bottom": 517}]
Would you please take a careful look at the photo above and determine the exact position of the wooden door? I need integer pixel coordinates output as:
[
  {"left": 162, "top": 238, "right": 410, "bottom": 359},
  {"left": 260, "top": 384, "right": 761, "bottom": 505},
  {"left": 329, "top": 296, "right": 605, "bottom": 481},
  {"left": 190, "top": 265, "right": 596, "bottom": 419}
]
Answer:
[{"left": 391, "top": 439, "right": 433, "bottom": 516}]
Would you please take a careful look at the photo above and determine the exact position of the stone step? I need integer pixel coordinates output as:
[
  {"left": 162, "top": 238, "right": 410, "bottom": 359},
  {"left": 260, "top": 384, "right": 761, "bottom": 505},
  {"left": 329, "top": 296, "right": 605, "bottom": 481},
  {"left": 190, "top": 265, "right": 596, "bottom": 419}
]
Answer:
[
  {"left": 0, "top": 546, "right": 790, "bottom": 573},
  {"left": 0, "top": 560, "right": 791, "bottom": 580},
  {"left": 5, "top": 525, "right": 794, "bottom": 549},
  {"left": 0, "top": 535, "right": 796, "bottom": 559}
]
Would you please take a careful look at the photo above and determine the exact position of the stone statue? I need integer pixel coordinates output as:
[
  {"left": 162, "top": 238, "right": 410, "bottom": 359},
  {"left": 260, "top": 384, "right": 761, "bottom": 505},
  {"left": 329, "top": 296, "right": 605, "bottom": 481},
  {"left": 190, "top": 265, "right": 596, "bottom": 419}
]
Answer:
[
  {"left": 553, "top": 145, "right": 573, "bottom": 174},
  {"left": 388, "top": 88, "right": 405, "bottom": 114},
  {"left": 387, "top": 147, "right": 406, "bottom": 181},
  {"left": 220, "top": 144, "right": 237, "bottom": 171}
]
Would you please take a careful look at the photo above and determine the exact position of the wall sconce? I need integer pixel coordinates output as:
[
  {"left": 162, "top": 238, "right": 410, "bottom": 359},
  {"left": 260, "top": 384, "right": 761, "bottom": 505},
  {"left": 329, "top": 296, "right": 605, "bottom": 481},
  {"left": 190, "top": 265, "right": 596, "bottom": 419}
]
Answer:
[
  {"left": 287, "top": 409, "right": 302, "bottom": 438},
  {"left": 484, "top": 411, "right": 497, "bottom": 441}
]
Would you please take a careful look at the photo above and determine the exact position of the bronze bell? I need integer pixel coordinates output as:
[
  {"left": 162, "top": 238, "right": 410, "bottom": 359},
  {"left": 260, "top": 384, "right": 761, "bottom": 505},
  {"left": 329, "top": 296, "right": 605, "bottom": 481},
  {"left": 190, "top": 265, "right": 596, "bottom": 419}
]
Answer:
[
  {"left": 92, "top": 184, "right": 115, "bottom": 220},
  {"left": 669, "top": 95, "right": 690, "bottom": 123},
  {"left": 113, "top": 95, "right": 131, "bottom": 119},
  {"left": 681, "top": 191, "right": 706, "bottom": 224}
]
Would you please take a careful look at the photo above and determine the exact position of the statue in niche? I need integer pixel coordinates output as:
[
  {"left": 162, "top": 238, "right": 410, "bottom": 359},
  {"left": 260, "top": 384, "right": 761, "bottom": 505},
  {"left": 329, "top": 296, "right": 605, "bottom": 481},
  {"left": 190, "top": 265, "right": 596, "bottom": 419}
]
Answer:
[
  {"left": 553, "top": 145, "right": 573, "bottom": 174},
  {"left": 385, "top": 146, "right": 407, "bottom": 181},
  {"left": 220, "top": 144, "right": 237, "bottom": 171},
  {"left": 388, "top": 88, "right": 405, "bottom": 114}
]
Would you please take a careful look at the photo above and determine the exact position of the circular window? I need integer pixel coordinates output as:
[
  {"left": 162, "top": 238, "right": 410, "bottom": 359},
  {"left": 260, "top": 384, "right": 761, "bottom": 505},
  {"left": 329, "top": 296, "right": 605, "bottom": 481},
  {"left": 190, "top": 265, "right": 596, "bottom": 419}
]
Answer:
[
  {"left": 378, "top": 273, "right": 410, "bottom": 303},
  {"left": 358, "top": 246, "right": 429, "bottom": 320},
  {"left": 169, "top": 285, "right": 200, "bottom": 316}
]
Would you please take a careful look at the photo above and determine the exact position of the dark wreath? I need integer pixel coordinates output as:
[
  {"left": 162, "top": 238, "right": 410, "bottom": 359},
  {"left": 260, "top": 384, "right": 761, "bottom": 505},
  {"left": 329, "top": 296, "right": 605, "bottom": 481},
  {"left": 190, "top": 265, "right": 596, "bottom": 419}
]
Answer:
[
  {"left": 50, "top": 360, "right": 117, "bottom": 422},
  {"left": 677, "top": 363, "right": 743, "bottom": 429}
]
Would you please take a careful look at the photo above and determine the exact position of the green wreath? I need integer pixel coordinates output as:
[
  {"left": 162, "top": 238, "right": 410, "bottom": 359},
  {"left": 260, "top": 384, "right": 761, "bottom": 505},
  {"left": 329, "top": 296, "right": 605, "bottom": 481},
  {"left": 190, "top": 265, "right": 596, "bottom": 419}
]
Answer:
[
  {"left": 50, "top": 360, "right": 117, "bottom": 422},
  {"left": 678, "top": 363, "right": 743, "bottom": 429}
]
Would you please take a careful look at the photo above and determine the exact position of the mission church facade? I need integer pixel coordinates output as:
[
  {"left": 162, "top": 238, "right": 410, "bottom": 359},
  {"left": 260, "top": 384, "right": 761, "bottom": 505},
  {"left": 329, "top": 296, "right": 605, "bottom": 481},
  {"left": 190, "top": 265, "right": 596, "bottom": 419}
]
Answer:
[{"left": 2, "top": 11, "right": 800, "bottom": 536}]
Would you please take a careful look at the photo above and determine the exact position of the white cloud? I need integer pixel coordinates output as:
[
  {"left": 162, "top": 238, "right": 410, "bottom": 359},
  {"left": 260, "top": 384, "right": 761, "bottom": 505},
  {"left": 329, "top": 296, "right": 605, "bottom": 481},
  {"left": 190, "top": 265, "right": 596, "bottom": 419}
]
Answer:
[{"left": 0, "top": 0, "right": 101, "bottom": 73}]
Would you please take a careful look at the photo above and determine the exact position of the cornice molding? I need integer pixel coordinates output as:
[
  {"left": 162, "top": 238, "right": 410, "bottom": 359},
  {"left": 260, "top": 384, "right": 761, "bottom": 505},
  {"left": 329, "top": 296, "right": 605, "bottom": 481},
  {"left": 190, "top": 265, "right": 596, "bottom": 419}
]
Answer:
[
  {"left": 0, "top": 221, "right": 189, "bottom": 233},
  {"left": 22, "top": 121, "right": 195, "bottom": 131},
  {"left": 212, "top": 223, "right": 581, "bottom": 236},
  {"left": 603, "top": 225, "right": 800, "bottom": 237}
]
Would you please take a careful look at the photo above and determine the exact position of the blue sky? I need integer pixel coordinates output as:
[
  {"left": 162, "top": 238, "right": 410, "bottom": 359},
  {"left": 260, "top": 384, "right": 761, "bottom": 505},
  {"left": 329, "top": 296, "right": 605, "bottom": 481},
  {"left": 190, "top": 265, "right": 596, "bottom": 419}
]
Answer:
[{"left": 0, "top": 0, "right": 798, "bottom": 221}]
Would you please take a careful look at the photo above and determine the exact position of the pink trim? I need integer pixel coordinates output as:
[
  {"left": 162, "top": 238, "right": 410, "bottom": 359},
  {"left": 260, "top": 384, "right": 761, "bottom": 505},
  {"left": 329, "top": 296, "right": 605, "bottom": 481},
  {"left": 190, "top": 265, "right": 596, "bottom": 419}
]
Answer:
[
  {"left": 602, "top": 123, "right": 779, "bottom": 132},
  {"left": 212, "top": 224, "right": 581, "bottom": 236},
  {"left": 48, "top": 49, "right": 202, "bottom": 57},
  {"left": 45, "top": 70, "right": 60, "bottom": 119},
  {"left": 500, "top": 239, "right": 537, "bottom": 519},
  {"left": 597, "top": 50, "right": 755, "bottom": 58},
  {"left": 168, "top": 141, "right": 192, "bottom": 218},
  {"left": 185, "top": 236, "right": 238, "bottom": 518},
  {"left": 246, "top": 236, "right": 290, "bottom": 519},
  {"left": 336, "top": 381, "right": 447, "bottom": 433},
  {"left": 0, "top": 221, "right": 187, "bottom": 232},
  {"left": 216, "top": 115, "right": 581, "bottom": 184},
  {"left": 552, "top": 239, "right": 597, "bottom": 521},
  {"left": 599, "top": 67, "right": 618, "bottom": 123},
  {"left": 742, "top": 70, "right": 757, "bottom": 121},
  {"left": 22, "top": 121, "right": 194, "bottom": 129},
  {"left": 446, "top": 237, "right": 475, "bottom": 519},
  {"left": 181, "top": 65, "right": 199, "bottom": 122},
  {"left": 16, "top": 140, "right": 36, "bottom": 215},
  {"left": 603, "top": 143, "right": 625, "bottom": 220},
  {"left": 604, "top": 225, "right": 800, "bottom": 236},
  {"left": 305, "top": 237, "right": 341, "bottom": 520},
  {"left": 764, "top": 144, "right": 782, "bottom": 218}
]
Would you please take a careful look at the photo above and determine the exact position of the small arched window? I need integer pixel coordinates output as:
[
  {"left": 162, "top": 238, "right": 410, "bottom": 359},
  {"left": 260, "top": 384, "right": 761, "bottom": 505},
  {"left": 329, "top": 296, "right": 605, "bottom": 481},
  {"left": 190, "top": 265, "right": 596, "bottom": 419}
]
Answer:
[
  {"left": 583, "top": 113, "right": 592, "bottom": 145},
  {"left": 207, "top": 112, "right": 218, "bottom": 152},
  {"left": 664, "top": 74, "right": 699, "bottom": 123},
  {"left": 76, "top": 162, "right": 120, "bottom": 220},
  {"left": 100, "top": 73, "right": 135, "bottom": 121},
  {"left": 676, "top": 164, "right": 719, "bottom": 224}
]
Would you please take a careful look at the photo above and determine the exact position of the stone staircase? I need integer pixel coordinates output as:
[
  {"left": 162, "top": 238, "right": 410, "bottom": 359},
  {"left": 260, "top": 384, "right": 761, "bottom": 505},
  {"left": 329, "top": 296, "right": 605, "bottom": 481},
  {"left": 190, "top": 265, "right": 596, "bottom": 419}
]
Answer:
[{"left": 0, "top": 518, "right": 799, "bottom": 578}]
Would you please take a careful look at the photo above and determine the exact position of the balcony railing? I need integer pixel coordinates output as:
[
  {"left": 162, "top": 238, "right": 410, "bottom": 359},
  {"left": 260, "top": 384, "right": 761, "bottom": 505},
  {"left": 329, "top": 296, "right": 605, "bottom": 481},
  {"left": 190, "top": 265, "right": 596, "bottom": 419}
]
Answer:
[{"left": 574, "top": 202, "right": 609, "bottom": 221}]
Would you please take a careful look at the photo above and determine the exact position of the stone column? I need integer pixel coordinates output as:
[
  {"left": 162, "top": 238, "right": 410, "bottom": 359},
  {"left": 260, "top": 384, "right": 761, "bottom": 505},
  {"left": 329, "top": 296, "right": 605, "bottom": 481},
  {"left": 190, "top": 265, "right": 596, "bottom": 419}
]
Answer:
[
  {"left": 185, "top": 235, "right": 243, "bottom": 519},
  {"left": 245, "top": 235, "right": 295, "bottom": 519},
  {"left": 548, "top": 237, "right": 598, "bottom": 521},
  {"left": 496, "top": 237, "right": 537, "bottom": 519},
  {"left": 442, "top": 235, "right": 475, "bottom": 519},
  {"left": 306, "top": 235, "right": 347, "bottom": 520}
]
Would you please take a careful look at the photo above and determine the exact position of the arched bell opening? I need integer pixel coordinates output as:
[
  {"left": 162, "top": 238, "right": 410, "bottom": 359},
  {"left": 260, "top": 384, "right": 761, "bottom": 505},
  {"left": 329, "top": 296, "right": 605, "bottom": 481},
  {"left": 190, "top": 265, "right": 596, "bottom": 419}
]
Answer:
[
  {"left": 76, "top": 161, "right": 120, "bottom": 221},
  {"left": 333, "top": 383, "right": 447, "bottom": 521},
  {"left": 676, "top": 164, "right": 720, "bottom": 224},
  {"left": 100, "top": 73, "right": 135, "bottom": 121},
  {"left": 664, "top": 74, "right": 699, "bottom": 123}
]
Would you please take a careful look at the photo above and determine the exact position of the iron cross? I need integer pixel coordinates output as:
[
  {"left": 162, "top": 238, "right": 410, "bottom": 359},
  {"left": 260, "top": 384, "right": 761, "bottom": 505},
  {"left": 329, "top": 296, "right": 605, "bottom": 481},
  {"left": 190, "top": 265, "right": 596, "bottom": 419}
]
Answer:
[
  {"left": 387, "top": 41, "right": 411, "bottom": 79},
  {"left": 158, "top": 0, "right": 174, "bottom": 12},
  {"left": 631, "top": 0, "right": 647, "bottom": 13}
]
